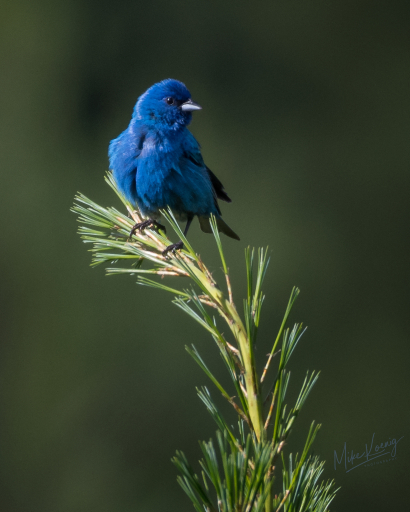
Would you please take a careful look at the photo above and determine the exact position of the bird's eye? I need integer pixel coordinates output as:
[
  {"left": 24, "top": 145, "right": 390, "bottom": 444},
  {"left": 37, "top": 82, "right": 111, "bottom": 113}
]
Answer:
[{"left": 166, "top": 97, "right": 174, "bottom": 105}]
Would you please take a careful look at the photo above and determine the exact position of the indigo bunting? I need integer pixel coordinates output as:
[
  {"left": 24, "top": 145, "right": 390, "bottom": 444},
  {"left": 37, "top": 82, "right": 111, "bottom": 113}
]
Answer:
[{"left": 109, "top": 79, "right": 239, "bottom": 254}]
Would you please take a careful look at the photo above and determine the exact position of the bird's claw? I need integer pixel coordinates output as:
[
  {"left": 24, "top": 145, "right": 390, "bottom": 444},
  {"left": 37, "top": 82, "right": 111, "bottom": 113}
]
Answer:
[
  {"left": 162, "top": 241, "right": 184, "bottom": 256},
  {"left": 129, "top": 219, "right": 166, "bottom": 238}
]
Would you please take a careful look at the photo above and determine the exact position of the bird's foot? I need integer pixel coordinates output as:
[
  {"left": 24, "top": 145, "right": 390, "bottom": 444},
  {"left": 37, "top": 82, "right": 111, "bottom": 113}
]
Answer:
[
  {"left": 162, "top": 241, "right": 184, "bottom": 256},
  {"left": 129, "top": 219, "right": 166, "bottom": 238}
]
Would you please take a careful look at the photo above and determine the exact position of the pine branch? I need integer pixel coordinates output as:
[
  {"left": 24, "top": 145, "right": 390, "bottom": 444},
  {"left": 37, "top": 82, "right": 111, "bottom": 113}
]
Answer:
[{"left": 72, "top": 173, "right": 339, "bottom": 512}]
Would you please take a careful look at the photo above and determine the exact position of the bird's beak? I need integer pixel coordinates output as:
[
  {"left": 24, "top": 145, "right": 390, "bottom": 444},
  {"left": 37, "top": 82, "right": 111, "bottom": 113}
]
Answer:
[{"left": 181, "top": 99, "right": 202, "bottom": 112}]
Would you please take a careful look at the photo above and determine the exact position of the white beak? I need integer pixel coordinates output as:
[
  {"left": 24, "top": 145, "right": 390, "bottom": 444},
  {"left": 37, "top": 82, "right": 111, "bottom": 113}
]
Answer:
[{"left": 181, "top": 99, "right": 202, "bottom": 111}]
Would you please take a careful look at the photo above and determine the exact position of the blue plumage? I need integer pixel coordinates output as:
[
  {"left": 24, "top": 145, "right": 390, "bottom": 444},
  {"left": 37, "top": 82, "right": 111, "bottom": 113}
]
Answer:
[{"left": 109, "top": 79, "right": 239, "bottom": 253}]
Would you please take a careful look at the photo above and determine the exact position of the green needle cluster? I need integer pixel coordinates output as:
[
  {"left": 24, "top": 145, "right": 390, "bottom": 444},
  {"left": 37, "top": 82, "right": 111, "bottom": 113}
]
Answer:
[{"left": 72, "top": 173, "right": 339, "bottom": 512}]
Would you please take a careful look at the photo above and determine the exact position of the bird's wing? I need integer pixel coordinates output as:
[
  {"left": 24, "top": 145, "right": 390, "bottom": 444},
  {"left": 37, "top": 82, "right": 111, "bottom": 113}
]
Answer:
[
  {"left": 182, "top": 132, "right": 232, "bottom": 208},
  {"left": 205, "top": 167, "right": 232, "bottom": 203},
  {"left": 108, "top": 124, "right": 146, "bottom": 204}
]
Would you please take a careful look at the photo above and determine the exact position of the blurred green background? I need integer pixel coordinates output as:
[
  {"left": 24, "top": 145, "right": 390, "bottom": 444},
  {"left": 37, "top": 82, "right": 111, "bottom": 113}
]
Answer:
[{"left": 1, "top": 1, "right": 409, "bottom": 510}]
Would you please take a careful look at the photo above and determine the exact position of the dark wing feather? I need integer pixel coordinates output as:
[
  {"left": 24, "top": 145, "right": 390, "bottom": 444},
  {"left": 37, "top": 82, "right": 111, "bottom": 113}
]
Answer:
[
  {"left": 184, "top": 151, "right": 232, "bottom": 204},
  {"left": 205, "top": 167, "right": 232, "bottom": 203}
]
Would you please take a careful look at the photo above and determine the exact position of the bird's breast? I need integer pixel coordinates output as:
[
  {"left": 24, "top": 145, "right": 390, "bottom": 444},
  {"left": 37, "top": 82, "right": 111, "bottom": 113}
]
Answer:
[{"left": 140, "top": 136, "right": 184, "bottom": 173}]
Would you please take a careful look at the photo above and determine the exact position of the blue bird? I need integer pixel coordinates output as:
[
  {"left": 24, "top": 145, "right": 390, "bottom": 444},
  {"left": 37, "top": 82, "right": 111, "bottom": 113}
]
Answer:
[{"left": 109, "top": 79, "right": 239, "bottom": 254}]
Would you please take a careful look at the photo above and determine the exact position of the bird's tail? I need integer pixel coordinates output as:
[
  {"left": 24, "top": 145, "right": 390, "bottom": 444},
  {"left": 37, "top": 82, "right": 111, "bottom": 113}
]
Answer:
[{"left": 198, "top": 216, "right": 240, "bottom": 241}]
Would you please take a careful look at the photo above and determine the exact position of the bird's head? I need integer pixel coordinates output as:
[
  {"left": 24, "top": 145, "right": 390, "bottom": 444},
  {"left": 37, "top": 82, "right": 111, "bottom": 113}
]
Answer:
[{"left": 133, "top": 79, "right": 201, "bottom": 132}]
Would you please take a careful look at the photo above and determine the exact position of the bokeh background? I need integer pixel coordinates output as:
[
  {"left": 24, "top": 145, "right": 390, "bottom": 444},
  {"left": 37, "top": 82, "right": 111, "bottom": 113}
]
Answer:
[{"left": 1, "top": 1, "right": 409, "bottom": 510}]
